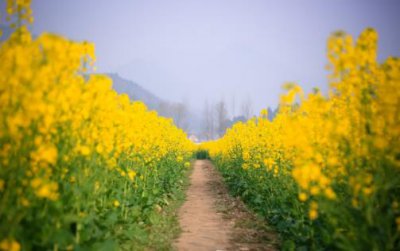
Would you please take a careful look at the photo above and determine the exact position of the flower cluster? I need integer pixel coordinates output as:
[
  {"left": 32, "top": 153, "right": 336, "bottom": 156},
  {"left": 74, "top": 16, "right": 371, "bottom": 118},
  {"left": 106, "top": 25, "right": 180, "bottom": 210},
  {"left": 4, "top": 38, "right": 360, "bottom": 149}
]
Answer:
[
  {"left": 0, "top": 1, "right": 193, "bottom": 249},
  {"left": 203, "top": 29, "right": 400, "bottom": 249}
]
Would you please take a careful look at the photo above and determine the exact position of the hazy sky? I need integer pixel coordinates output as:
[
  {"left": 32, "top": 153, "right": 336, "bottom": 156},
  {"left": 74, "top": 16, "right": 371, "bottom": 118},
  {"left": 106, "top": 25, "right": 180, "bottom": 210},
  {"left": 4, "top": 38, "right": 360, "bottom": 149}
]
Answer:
[{"left": 30, "top": 0, "right": 400, "bottom": 115}]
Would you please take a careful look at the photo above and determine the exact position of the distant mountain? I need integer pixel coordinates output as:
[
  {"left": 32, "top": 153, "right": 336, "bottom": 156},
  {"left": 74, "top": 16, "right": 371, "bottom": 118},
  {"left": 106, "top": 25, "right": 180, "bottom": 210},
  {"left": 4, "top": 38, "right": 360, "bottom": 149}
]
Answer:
[
  {"left": 107, "top": 73, "right": 163, "bottom": 110},
  {"left": 107, "top": 73, "right": 202, "bottom": 135}
]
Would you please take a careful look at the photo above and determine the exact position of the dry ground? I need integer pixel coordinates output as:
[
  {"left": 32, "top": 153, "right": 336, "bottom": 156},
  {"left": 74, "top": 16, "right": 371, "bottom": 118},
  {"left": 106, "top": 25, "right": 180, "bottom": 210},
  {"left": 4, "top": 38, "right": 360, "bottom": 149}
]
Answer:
[{"left": 174, "top": 160, "right": 279, "bottom": 251}]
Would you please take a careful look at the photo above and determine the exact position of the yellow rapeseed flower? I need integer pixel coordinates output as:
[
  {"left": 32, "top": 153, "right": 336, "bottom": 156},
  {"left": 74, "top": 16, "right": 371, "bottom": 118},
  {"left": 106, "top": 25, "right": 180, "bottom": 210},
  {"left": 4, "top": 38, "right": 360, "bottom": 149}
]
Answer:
[
  {"left": 0, "top": 239, "right": 20, "bottom": 251},
  {"left": 128, "top": 170, "right": 136, "bottom": 181},
  {"left": 309, "top": 208, "right": 318, "bottom": 220},
  {"left": 31, "top": 145, "right": 58, "bottom": 165},
  {"left": 298, "top": 192, "right": 308, "bottom": 202},
  {"left": 0, "top": 179, "right": 4, "bottom": 191}
]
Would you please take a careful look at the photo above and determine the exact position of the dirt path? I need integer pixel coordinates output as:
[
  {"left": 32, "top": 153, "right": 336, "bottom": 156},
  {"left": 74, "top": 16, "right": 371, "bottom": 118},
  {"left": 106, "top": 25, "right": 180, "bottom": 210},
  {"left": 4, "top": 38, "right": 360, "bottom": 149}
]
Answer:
[
  {"left": 174, "top": 160, "right": 232, "bottom": 250},
  {"left": 174, "top": 160, "right": 278, "bottom": 251}
]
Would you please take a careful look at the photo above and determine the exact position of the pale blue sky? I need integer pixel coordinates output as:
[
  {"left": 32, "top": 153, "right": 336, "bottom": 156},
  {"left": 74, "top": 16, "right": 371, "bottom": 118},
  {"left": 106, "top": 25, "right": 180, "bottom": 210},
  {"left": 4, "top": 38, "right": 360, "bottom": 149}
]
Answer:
[{"left": 29, "top": 0, "right": 400, "bottom": 114}]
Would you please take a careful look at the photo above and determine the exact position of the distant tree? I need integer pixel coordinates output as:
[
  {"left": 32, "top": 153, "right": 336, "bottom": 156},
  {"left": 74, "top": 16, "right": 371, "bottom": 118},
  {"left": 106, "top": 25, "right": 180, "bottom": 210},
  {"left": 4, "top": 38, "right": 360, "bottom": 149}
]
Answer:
[
  {"left": 241, "top": 97, "right": 253, "bottom": 120},
  {"left": 225, "top": 115, "right": 246, "bottom": 128},
  {"left": 202, "top": 100, "right": 214, "bottom": 140},
  {"left": 230, "top": 95, "right": 236, "bottom": 119},
  {"left": 215, "top": 100, "right": 228, "bottom": 138},
  {"left": 173, "top": 102, "right": 189, "bottom": 131},
  {"left": 157, "top": 101, "right": 172, "bottom": 117},
  {"left": 157, "top": 101, "right": 189, "bottom": 131}
]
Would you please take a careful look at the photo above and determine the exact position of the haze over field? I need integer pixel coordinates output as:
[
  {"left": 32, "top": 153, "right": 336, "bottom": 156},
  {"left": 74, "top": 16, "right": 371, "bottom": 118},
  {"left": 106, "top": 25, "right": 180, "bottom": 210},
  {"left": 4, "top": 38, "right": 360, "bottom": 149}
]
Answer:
[
  {"left": 11, "top": 0, "right": 398, "bottom": 137},
  {"left": 29, "top": 0, "right": 400, "bottom": 109}
]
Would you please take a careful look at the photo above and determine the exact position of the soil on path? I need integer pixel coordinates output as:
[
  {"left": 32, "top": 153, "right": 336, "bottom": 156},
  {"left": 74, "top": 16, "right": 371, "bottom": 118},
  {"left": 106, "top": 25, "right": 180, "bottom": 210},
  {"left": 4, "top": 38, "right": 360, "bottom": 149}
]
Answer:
[{"left": 174, "top": 160, "right": 278, "bottom": 251}]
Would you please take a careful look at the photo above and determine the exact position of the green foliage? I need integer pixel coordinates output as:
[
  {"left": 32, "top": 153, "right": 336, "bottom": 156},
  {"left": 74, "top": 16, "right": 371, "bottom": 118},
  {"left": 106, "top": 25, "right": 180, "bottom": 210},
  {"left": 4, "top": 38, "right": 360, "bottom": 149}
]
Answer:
[
  {"left": 195, "top": 149, "right": 210, "bottom": 160},
  {"left": 214, "top": 156, "right": 332, "bottom": 250},
  {"left": 214, "top": 153, "right": 400, "bottom": 251},
  {"left": 1, "top": 152, "right": 190, "bottom": 250}
]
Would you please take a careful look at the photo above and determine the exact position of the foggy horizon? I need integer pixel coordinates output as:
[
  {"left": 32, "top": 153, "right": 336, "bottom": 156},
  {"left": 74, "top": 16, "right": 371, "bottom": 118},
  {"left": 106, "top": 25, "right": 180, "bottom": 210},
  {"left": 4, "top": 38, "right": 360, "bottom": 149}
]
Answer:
[{"left": 30, "top": 0, "right": 400, "bottom": 115}]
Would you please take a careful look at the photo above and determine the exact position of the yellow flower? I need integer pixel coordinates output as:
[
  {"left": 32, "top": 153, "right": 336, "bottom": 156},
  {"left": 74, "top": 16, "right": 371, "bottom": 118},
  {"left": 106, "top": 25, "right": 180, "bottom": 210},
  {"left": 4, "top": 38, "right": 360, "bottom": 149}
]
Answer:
[
  {"left": 76, "top": 145, "right": 90, "bottom": 156},
  {"left": 0, "top": 239, "right": 20, "bottom": 251},
  {"left": 298, "top": 192, "right": 308, "bottom": 202},
  {"left": 363, "top": 187, "right": 373, "bottom": 196},
  {"left": 243, "top": 152, "right": 250, "bottom": 161},
  {"left": 325, "top": 187, "right": 336, "bottom": 200},
  {"left": 260, "top": 108, "right": 268, "bottom": 118},
  {"left": 310, "top": 186, "right": 320, "bottom": 196},
  {"left": 20, "top": 198, "right": 30, "bottom": 207},
  {"left": 31, "top": 178, "right": 42, "bottom": 189},
  {"left": 35, "top": 182, "right": 59, "bottom": 200},
  {"left": 94, "top": 181, "right": 100, "bottom": 191},
  {"left": 0, "top": 0, "right": 195, "bottom": 247},
  {"left": 128, "top": 170, "right": 136, "bottom": 181},
  {"left": 31, "top": 145, "right": 58, "bottom": 165},
  {"left": 0, "top": 179, "right": 4, "bottom": 191},
  {"left": 309, "top": 208, "right": 318, "bottom": 220},
  {"left": 200, "top": 27, "right": 400, "bottom": 246},
  {"left": 263, "top": 158, "right": 274, "bottom": 169}
]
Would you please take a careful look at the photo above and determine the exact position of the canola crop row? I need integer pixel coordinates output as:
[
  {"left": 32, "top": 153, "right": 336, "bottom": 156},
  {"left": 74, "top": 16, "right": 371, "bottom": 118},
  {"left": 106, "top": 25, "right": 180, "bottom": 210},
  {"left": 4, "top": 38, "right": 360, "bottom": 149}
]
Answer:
[
  {"left": 202, "top": 29, "right": 400, "bottom": 250},
  {"left": 0, "top": 1, "right": 193, "bottom": 250}
]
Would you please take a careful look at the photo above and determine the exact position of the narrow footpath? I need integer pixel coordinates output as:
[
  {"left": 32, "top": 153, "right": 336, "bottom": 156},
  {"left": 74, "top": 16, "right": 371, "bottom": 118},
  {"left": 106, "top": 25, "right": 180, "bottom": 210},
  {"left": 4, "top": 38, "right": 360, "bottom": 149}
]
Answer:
[{"left": 174, "top": 160, "right": 278, "bottom": 251}]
